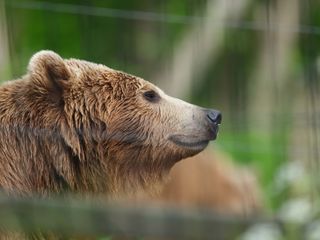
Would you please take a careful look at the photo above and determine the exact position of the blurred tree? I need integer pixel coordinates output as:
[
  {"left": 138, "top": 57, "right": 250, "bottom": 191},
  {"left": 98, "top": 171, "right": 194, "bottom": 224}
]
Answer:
[{"left": 248, "top": 0, "right": 299, "bottom": 182}]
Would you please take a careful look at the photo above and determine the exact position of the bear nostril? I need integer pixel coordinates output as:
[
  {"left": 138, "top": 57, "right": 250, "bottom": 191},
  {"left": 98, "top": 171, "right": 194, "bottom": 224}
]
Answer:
[{"left": 207, "top": 110, "right": 222, "bottom": 125}]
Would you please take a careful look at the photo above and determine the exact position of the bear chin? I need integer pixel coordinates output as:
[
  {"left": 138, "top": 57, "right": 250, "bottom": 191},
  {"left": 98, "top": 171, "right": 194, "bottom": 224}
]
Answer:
[{"left": 168, "top": 136, "right": 210, "bottom": 151}]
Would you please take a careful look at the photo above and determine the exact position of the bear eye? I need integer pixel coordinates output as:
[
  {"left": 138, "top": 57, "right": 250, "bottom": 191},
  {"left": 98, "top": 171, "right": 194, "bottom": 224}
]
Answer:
[{"left": 143, "top": 90, "right": 160, "bottom": 103}]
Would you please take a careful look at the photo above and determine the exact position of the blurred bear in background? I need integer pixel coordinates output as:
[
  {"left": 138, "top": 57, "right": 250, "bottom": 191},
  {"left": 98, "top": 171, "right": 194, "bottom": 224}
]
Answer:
[{"left": 138, "top": 149, "right": 263, "bottom": 217}]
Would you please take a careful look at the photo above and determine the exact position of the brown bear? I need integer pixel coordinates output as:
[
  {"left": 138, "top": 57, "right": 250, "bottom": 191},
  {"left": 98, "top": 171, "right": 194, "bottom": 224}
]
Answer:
[
  {"left": 153, "top": 149, "right": 263, "bottom": 216},
  {"left": 0, "top": 50, "right": 221, "bottom": 197}
]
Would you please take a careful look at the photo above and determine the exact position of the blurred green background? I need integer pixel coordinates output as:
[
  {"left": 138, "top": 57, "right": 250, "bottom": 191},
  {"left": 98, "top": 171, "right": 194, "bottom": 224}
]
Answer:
[{"left": 1, "top": 0, "right": 320, "bottom": 218}]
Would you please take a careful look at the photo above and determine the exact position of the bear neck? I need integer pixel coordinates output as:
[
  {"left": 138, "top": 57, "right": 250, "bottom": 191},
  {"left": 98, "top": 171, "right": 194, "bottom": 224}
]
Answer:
[{"left": 0, "top": 79, "right": 90, "bottom": 196}]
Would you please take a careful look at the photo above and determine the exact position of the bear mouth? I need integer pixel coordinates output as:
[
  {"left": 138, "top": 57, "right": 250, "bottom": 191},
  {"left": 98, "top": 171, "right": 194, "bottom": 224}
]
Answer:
[{"left": 168, "top": 135, "right": 210, "bottom": 150}]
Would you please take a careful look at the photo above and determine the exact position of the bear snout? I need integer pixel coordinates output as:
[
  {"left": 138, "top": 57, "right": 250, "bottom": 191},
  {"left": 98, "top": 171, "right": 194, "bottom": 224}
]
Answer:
[
  {"left": 205, "top": 109, "right": 222, "bottom": 140},
  {"left": 206, "top": 109, "right": 222, "bottom": 125}
]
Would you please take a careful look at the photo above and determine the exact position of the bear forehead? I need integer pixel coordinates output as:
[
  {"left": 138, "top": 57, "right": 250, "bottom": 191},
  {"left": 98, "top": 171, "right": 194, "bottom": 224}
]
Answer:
[{"left": 65, "top": 59, "right": 146, "bottom": 91}]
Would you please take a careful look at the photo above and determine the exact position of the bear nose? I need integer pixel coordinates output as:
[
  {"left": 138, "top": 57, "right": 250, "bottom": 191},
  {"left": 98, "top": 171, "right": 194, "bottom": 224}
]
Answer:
[{"left": 207, "top": 110, "right": 222, "bottom": 125}]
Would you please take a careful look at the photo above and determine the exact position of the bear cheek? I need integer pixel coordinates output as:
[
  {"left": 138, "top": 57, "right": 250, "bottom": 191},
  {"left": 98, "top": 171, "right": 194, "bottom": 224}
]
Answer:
[{"left": 105, "top": 118, "right": 146, "bottom": 148}]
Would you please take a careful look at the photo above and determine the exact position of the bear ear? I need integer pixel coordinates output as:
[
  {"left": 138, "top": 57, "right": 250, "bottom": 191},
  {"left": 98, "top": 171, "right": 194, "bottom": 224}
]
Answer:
[{"left": 28, "top": 50, "right": 70, "bottom": 90}]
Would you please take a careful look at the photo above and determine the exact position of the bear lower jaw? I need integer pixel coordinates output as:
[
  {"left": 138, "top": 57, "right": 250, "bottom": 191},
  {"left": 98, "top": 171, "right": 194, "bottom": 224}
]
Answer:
[{"left": 168, "top": 135, "right": 209, "bottom": 151}]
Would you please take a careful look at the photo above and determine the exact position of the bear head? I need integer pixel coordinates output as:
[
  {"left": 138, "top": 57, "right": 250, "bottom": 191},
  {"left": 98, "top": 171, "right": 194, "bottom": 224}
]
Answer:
[{"left": 27, "top": 50, "right": 221, "bottom": 195}]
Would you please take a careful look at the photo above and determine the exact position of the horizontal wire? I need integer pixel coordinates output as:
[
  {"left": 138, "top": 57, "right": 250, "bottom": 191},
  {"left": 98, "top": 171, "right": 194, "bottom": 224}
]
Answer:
[{"left": 6, "top": 0, "right": 320, "bottom": 35}]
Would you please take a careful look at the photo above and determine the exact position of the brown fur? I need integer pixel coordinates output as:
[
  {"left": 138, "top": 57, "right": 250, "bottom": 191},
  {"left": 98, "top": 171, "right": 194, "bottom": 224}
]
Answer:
[
  {"left": 140, "top": 149, "right": 263, "bottom": 216},
  {"left": 0, "top": 51, "right": 215, "bottom": 197}
]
